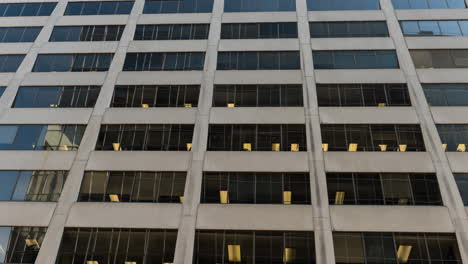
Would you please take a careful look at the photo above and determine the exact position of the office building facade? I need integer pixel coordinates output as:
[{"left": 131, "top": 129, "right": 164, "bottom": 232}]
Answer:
[{"left": 0, "top": 0, "right": 468, "bottom": 263}]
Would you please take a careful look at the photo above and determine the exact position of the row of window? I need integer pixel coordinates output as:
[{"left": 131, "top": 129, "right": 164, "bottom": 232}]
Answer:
[
  {"left": 2, "top": 123, "right": 468, "bottom": 153},
  {"left": 0, "top": 0, "right": 466, "bottom": 20},
  {"left": 0, "top": 226, "right": 462, "bottom": 264},
  {"left": 0, "top": 170, "right": 449, "bottom": 207},
  {"left": 8, "top": 83, "right": 468, "bottom": 109},
  {"left": 5, "top": 49, "right": 468, "bottom": 73}
]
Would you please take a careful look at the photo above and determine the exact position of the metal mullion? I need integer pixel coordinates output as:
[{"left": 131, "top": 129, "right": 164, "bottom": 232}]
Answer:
[
  {"left": 368, "top": 124, "right": 375, "bottom": 151},
  {"left": 153, "top": 85, "right": 158, "bottom": 106},
  {"left": 112, "top": 230, "right": 121, "bottom": 262},
  {"left": 406, "top": 173, "right": 416, "bottom": 205},
  {"left": 155, "top": 172, "right": 162, "bottom": 202},
  {"left": 352, "top": 173, "right": 358, "bottom": 204},
  {"left": 379, "top": 173, "right": 387, "bottom": 205}
]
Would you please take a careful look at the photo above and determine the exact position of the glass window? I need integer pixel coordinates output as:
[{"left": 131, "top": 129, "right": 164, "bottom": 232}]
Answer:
[
  {"left": 0, "top": 27, "right": 42, "bottom": 42},
  {"left": 308, "top": 0, "right": 380, "bottom": 10},
  {"left": 217, "top": 51, "right": 300, "bottom": 70},
  {"left": 134, "top": 24, "right": 210, "bottom": 40},
  {"left": 202, "top": 172, "right": 311, "bottom": 204},
  {"left": 111, "top": 85, "right": 200, "bottom": 107},
  {"left": 79, "top": 171, "right": 186, "bottom": 203},
  {"left": 454, "top": 173, "right": 468, "bottom": 205},
  {"left": 33, "top": 54, "right": 113, "bottom": 72},
  {"left": 0, "top": 55, "right": 25, "bottom": 72},
  {"left": 194, "top": 230, "right": 315, "bottom": 264},
  {"left": 422, "top": 83, "right": 468, "bottom": 106},
  {"left": 0, "top": 226, "right": 47, "bottom": 263},
  {"left": 96, "top": 124, "right": 194, "bottom": 151},
  {"left": 64, "top": 1, "right": 134, "bottom": 15},
  {"left": 310, "top": 22, "right": 388, "bottom": 38},
  {"left": 50, "top": 25, "right": 125, "bottom": 42},
  {"left": 123, "top": 52, "right": 205, "bottom": 71},
  {"left": 207, "top": 124, "right": 307, "bottom": 151},
  {"left": 401, "top": 20, "right": 468, "bottom": 36},
  {"left": 321, "top": 124, "right": 426, "bottom": 151},
  {"left": 437, "top": 124, "right": 468, "bottom": 152},
  {"left": 13, "top": 86, "right": 100, "bottom": 108},
  {"left": 392, "top": 0, "right": 465, "bottom": 9},
  {"left": 144, "top": 0, "right": 214, "bottom": 13},
  {"left": 56, "top": 228, "right": 177, "bottom": 264},
  {"left": 0, "top": 3, "right": 56, "bottom": 17},
  {"left": 317, "top": 83, "right": 411, "bottom": 106},
  {"left": 313, "top": 50, "right": 399, "bottom": 69},
  {"left": 225, "top": 0, "right": 295, "bottom": 12},
  {"left": 221, "top": 23, "right": 297, "bottom": 39},
  {"left": 212, "top": 84, "right": 303, "bottom": 107}
]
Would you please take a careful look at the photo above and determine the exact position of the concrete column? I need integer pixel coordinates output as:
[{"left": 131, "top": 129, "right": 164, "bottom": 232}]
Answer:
[
  {"left": 34, "top": 1, "right": 146, "bottom": 263},
  {"left": 380, "top": 0, "right": 468, "bottom": 262},
  {"left": 295, "top": 1, "right": 336, "bottom": 263},
  {"left": 172, "top": 0, "right": 223, "bottom": 263}
]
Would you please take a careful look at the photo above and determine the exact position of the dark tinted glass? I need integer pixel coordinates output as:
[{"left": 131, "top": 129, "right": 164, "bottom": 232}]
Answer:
[
  {"left": 327, "top": 173, "right": 442, "bottom": 205},
  {"left": 202, "top": 172, "right": 311, "bottom": 204},
  {"left": 0, "top": 55, "right": 25, "bottom": 72},
  {"left": 313, "top": 50, "right": 399, "bottom": 69},
  {"left": 123, "top": 52, "right": 205, "bottom": 71},
  {"left": 213, "top": 84, "right": 303, "bottom": 107},
  {"left": 111, "top": 85, "right": 200, "bottom": 107},
  {"left": 144, "top": 0, "right": 214, "bottom": 13},
  {"left": 194, "top": 230, "right": 315, "bottom": 264},
  {"left": 0, "top": 87, "right": 5, "bottom": 97},
  {"left": 134, "top": 24, "right": 210, "bottom": 40},
  {"left": 50, "top": 25, "right": 125, "bottom": 42},
  {"left": 321, "top": 124, "right": 426, "bottom": 151},
  {"left": 310, "top": 22, "right": 388, "bottom": 37},
  {"left": 307, "top": 0, "right": 380, "bottom": 10},
  {"left": 0, "top": 27, "right": 41, "bottom": 42},
  {"left": 454, "top": 173, "right": 468, "bottom": 205},
  {"left": 317, "top": 83, "right": 411, "bottom": 106},
  {"left": 0, "top": 171, "right": 67, "bottom": 202},
  {"left": 13, "top": 86, "right": 100, "bottom": 108},
  {"left": 0, "top": 3, "right": 56, "bottom": 17},
  {"left": 64, "top": 1, "right": 134, "bottom": 15},
  {"left": 96, "top": 124, "right": 194, "bottom": 151},
  {"left": 411, "top": 49, "right": 468, "bottom": 68},
  {"left": 224, "top": 0, "right": 295, "bottom": 12},
  {"left": 33, "top": 54, "right": 113, "bottom": 72},
  {"left": 0, "top": 226, "right": 47, "bottom": 264},
  {"left": 0, "top": 125, "right": 85, "bottom": 151},
  {"left": 56, "top": 228, "right": 177, "bottom": 264},
  {"left": 400, "top": 20, "right": 468, "bottom": 36},
  {"left": 221, "top": 23, "right": 297, "bottom": 39},
  {"left": 422, "top": 83, "right": 468, "bottom": 106},
  {"left": 437, "top": 125, "right": 468, "bottom": 152},
  {"left": 217, "top": 51, "right": 300, "bottom": 70},
  {"left": 392, "top": 0, "right": 465, "bottom": 9},
  {"left": 79, "top": 171, "right": 186, "bottom": 203},
  {"left": 207, "top": 124, "right": 307, "bottom": 151}
]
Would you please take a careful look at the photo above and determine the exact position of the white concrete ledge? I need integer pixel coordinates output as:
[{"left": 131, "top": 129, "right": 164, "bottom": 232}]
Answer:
[
  {"left": 0, "top": 43, "right": 33, "bottom": 55},
  {"left": 0, "top": 202, "right": 55, "bottom": 227},
  {"left": 128, "top": 40, "right": 208, "bottom": 52},
  {"left": 0, "top": 17, "right": 48, "bottom": 27},
  {"left": 116, "top": 71, "right": 203, "bottom": 85},
  {"left": 39, "top": 42, "right": 119, "bottom": 54},
  {"left": 330, "top": 205, "right": 453, "bottom": 232},
  {"left": 66, "top": 203, "right": 182, "bottom": 229},
  {"left": 204, "top": 151, "right": 309, "bottom": 172},
  {"left": 0, "top": 73, "right": 15, "bottom": 86},
  {"left": 197, "top": 204, "right": 314, "bottom": 230},
  {"left": 431, "top": 107, "right": 468, "bottom": 124},
  {"left": 324, "top": 152, "right": 435, "bottom": 172},
  {"left": 219, "top": 39, "right": 299, "bottom": 51},
  {"left": 0, "top": 151, "right": 76, "bottom": 170},
  {"left": 138, "top": 13, "right": 212, "bottom": 25},
  {"left": 308, "top": 10, "right": 385, "bottom": 21},
  {"left": 447, "top": 153, "right": 468, "bottom": 173},
  {"left": 222, "top": 12, "right": 297, "bottom": 23},
  {"left": 214, "top": 70, "right": 303, "bottom": 84},
  {"left": 210, "top": 107, "right": 305, "bottom": 124},
  {"left": 311, "top": 38, "right": 394, "bottom": 50},
  {"left": 22, "top": 72, "right": 107, "bottom": 86},
  {"left": 319, "top": 107, "right": 419, "bottom": 124},
  {"left": 103, "top": 108, "right": 197, "bottom": 124},
  {"left": 315, "top": 69, "right": 406, "bottom": 83},
  {"left": 406, "top": 37, "right": 468, "bottom": 49},
  {"left": 0, "top": 108, "right": 92, "bottom": 124},
  {"left": 417, "top": 69, "right": 468, "bottom": 83},
  {"left": 396, "top": 9, "right": 468, "bottom": 20},
  {"left": 87, "top": 151, "right": 192, "bottom": 171},
  {"left": 56, "top": 15, "right": 129, "bottom": 26}
]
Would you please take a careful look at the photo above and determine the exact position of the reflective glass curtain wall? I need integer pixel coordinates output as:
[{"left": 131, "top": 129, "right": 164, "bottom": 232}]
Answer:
[
  {"left": 0, "top": 227, "right": 47, "bottom": 264},
  {"left": 143, "top": 0, "right": 214, "bottom": 13}
]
